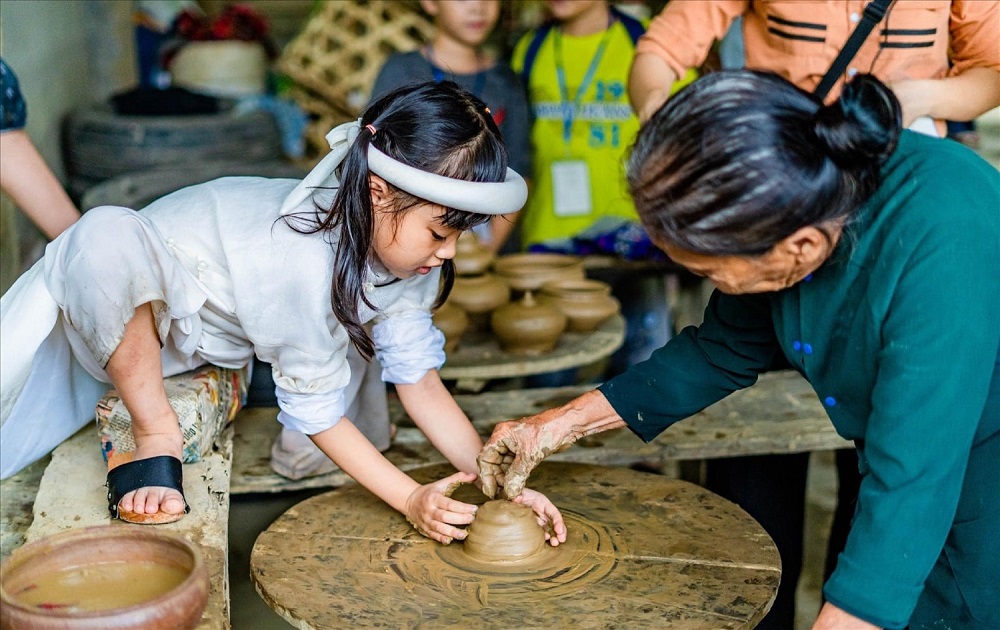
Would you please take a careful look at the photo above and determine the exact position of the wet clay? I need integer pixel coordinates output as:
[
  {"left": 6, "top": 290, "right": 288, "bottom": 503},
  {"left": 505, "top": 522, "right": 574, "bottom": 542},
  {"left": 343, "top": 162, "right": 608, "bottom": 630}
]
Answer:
[
  {"left": 463, "top": 500, "right": 546, "bottom": 564},
  {"left": 11, "top": 561, "right": 189, "bottom": 612}
]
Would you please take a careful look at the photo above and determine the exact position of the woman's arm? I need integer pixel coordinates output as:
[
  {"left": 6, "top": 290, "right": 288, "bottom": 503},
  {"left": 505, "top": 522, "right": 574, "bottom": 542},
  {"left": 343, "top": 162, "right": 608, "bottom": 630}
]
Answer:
[
  {"left": 0, "top": 130, "right": 80, "bottom": 239},
  {"left": 890, "top": 67, "right": 1000, "bottom": 127}
]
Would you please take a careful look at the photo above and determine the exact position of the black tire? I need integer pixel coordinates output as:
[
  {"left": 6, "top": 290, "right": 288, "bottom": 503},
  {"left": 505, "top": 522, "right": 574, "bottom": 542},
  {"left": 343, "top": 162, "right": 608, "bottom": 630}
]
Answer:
[
  {"left": 80, "top": 160, "right": 308, "bottom": 211},
  {"left": 64, "top": 104, "right": 284, "bottom": 182}
]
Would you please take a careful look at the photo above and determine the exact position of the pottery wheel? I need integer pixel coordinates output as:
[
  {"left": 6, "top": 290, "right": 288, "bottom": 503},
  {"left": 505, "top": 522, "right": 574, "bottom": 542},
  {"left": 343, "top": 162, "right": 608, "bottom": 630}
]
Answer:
[{"left": 251, "top": 463, "right": 780, "bottom": 629}]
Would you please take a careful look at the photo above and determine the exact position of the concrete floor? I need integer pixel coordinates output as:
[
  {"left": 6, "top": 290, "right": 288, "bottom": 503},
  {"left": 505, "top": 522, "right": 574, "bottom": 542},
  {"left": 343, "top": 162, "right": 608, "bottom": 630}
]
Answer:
[{"left": 226, "top": 109, "right": 1000, "bottom": 629}]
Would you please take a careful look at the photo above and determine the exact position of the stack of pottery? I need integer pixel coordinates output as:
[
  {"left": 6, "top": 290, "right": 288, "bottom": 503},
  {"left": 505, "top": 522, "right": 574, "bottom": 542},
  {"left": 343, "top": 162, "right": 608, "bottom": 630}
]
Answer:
[
  {"left": 538, "top": 279, "right": 621, "bottom": 332},
  {"left": 439, "top": 233, "right": 510, "bottom": 346},
  {"left": 490, "top": 290, "right": 567, "bottom": 355},
  {"left": 493, "top": 253, "right": 586, "bottom": 294},
  {"left": 432, "top": 302, "right": 469, "bottom": 353}
]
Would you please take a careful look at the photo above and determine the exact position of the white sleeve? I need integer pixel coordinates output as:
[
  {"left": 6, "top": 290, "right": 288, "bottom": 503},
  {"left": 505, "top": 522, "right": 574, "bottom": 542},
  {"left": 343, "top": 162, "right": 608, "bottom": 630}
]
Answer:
[
  {"left": 372, "top": 270, "right": 446, "bottom": 384},
  {"left": 256, "top": 327, "right": 353, "bottom": 435},
  {"left": 274, "top": 384, "right": 346, "bottom": 435},
  {"left": 372, "top": 311, "right": 446, "bottom": 383}
]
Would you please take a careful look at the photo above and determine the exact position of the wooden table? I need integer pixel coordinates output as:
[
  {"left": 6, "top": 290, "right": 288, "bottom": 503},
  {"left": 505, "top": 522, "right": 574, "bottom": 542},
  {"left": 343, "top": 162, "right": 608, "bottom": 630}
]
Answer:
[
  {"left": 251, "top": 462, "right": 780, "bottom": 628},
  {"left": 230, "top": 370, "right": 850, "bottom": 494},
  {"left": 439, "top": 313, "right": 625, "bottom": 392}
]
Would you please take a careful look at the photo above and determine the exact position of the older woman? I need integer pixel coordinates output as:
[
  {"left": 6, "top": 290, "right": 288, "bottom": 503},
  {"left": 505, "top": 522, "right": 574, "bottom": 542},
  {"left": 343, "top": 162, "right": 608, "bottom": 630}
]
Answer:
[{"left": 478, "top": 70, "right": 998, "bottom": 630}]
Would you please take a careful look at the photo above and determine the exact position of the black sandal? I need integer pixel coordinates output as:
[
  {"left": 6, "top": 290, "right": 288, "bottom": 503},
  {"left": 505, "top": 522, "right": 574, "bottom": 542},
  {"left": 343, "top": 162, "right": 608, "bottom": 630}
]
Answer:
[{"left": 106, "top": 455, "right": 190, "bottom": 524}]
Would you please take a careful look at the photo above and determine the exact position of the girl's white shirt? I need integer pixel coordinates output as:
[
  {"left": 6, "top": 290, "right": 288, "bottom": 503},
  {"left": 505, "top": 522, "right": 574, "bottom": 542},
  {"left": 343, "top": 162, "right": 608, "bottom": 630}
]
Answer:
[{"left": 140, "top": 176, "right": 446, "bottom": 434}]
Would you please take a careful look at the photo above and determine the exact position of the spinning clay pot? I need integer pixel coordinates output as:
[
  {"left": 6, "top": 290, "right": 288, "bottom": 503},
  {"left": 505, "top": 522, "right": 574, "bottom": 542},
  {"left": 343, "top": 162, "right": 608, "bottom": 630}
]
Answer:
[
  {"left": 462, "top": 500, "right": 547, "bottom": 564},
  {"left": 490, "top": 290, "right": 567, "bottom": 355}
]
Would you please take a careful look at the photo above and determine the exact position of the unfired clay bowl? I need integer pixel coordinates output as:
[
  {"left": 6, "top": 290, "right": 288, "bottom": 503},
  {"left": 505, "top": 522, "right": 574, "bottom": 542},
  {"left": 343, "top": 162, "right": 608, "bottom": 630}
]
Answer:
[
  {"left": 0, "top": 525, "right": 209, "bottom": 630},
  {"left": 493, "top": 253, "right": 585, "bottom": 293}
]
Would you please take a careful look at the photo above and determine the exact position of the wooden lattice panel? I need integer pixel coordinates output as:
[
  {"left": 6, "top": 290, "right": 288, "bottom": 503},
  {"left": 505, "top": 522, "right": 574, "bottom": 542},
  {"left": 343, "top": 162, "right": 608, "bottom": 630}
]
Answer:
[{"left": 277, "top": 0, "right": 434, "bottom": 118}]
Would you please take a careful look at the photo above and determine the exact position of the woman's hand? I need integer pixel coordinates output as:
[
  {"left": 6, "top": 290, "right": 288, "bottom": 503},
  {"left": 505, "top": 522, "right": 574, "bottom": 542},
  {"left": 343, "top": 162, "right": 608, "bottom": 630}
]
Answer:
[
  {"left": 478, "top": 390, "right": 626, "bottom": 499},
  {"left": 513, "top": 487, "right": 568, "bottom": 546},
  {"left": 403, "top": 471, "right": 478, "bottom": 544},
  {"left": 811, "top": 602, "right": 881, "bottom": 630}
]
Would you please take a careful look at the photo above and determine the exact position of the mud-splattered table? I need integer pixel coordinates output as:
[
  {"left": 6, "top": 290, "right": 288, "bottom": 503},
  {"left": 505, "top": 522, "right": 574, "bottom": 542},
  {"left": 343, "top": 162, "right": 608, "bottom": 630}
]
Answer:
[{"left": 252, "top": 462, "right": 780, "bottom": 628}]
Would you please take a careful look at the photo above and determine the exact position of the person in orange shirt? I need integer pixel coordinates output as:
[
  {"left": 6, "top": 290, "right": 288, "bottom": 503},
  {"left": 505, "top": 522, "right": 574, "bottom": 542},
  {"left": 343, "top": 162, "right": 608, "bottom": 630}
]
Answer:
[
  {"left": 626, "top": 2, "right": 999, "bottom": 628},
  {"left": 629, "top": 1, "right": 1000, "bottom": 128}
]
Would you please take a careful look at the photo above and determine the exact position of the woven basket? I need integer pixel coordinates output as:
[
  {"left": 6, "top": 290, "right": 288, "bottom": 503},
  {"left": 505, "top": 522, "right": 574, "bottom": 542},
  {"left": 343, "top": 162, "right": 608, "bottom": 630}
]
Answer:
[{"left": 278, "top": 0, "right": 433, "bottom": 122}]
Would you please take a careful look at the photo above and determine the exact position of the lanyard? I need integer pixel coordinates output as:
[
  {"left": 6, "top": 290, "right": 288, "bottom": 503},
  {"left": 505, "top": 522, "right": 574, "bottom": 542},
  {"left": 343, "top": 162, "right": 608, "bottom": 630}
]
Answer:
[
  {"left": 426, "top": 46, "right": 486, "bottom": 98},
  {"left": 553, "top": 20, "right": 616, "bottom": 145}
]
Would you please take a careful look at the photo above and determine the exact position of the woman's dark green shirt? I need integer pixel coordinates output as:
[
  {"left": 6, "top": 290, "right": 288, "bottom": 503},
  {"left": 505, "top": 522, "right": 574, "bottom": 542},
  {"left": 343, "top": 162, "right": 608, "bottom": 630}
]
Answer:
[{"left": 599, "top": 131, "right": 999, "bottom": 630}]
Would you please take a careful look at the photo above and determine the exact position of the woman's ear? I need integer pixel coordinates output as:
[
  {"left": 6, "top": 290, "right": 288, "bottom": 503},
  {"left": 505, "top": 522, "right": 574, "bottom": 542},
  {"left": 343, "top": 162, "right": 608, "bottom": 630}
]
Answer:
[
  {"left": 369, "top": 175, "right": 392, "bottom": 212},
  {"left": 777, "top": 226, "right": 830, "bottom": 267}
]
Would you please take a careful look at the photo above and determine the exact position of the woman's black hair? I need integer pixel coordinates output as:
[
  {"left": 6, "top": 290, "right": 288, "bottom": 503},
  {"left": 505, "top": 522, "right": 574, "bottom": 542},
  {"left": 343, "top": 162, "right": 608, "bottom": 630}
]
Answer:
[
  {"left": 285, "top": 81, "right": 507, "bottom": 359},
  {"left": 627, "top": 70, "right": 901, "bottom": 256}
]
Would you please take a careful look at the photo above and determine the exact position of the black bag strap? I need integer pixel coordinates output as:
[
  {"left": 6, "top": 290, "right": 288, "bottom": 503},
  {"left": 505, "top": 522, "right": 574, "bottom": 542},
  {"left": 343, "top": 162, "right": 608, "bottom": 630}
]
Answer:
[{"left": 814, "top": 0, "right": 894, "bottom": 99}]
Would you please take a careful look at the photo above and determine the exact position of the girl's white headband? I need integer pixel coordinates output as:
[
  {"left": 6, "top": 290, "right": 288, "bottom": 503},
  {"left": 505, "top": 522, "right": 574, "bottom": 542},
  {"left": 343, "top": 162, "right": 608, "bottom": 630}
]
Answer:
[{"left": 280, "top": 119, "right": 527, "bottom": 216}]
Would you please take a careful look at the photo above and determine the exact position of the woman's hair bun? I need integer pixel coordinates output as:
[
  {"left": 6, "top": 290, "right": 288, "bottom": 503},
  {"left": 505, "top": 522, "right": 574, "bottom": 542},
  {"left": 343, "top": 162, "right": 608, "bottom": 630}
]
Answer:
[{"left": 813, "top": 74, "right": 901, "bottom": 168}]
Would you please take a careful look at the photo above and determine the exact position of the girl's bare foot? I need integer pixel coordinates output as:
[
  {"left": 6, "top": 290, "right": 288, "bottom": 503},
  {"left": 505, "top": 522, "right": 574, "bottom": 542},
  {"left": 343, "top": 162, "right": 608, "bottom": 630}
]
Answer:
[{"left": 115, "top": 431, "right": 185, "bottom": 516}]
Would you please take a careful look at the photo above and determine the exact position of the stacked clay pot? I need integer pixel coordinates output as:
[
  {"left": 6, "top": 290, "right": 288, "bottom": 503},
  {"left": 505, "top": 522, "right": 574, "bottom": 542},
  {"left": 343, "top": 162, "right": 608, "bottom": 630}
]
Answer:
[
  {"left": 490, "top": 290, "right": 567, "bottom": 355},
  {"left": 493, "top": 253, "right": 585, "bottom": 294},
  {"left": 538, "top": 279, "right": 621, "bottom": 332},
  {"left": 432, "top": 302, "right": 469, "bottom": 353},
  {"left": 445, "top": 232, "right": 510, "bottom": 335}
]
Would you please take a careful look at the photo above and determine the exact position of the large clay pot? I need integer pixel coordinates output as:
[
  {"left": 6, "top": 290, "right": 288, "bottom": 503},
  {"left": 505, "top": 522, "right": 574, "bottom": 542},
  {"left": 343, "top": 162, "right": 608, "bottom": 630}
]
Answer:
[
  {"left": 433, "top": 302, "right": 469, "bottom": 353},
  {"left": 493, "top": 253, "right": 585, "bottom": 293},
  {"left": 539, "top": 279, "right": 621, "bottom": 332},
  {"left": 490, "top": 291, "right": 567, "bottom": 355},
  {"left": 453, "top": 231, "right": 493, "bottom": 276},
  {"left": 0, "top": 525, "right": 209, "bottom": 630}
]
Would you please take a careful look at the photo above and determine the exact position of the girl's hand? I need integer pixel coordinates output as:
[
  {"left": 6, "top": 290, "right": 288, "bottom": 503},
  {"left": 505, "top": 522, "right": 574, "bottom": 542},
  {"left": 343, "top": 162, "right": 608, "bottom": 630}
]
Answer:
[
  {"left": 403, "top": 471, "right": 478, "bottom": 544},
  {"left": 513, "top": 487, "right": 568, "bottom": 546}
]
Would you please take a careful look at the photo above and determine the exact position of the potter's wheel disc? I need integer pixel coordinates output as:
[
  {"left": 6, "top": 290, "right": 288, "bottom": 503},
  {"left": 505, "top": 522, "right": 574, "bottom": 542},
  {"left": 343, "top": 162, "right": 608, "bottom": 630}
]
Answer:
[{"left": 251, "top": 463, "right": 779, "bottom": 629}]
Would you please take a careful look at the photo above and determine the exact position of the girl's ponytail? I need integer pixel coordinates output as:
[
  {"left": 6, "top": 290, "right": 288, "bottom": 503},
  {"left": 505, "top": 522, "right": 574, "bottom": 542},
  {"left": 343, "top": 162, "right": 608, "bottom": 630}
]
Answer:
[{"left": 331, "top": 124, "right": 379, "bottom": 359}]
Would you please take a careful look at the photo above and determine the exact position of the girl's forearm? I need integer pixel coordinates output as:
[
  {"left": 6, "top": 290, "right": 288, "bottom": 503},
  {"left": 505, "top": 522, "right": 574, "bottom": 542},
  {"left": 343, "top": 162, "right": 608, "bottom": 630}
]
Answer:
[
  {"left": 396, "top": 370, "right": 482, "bottom": 474},
  {"left": 310, "top": 417, "right": 419, "bottom": 513}
]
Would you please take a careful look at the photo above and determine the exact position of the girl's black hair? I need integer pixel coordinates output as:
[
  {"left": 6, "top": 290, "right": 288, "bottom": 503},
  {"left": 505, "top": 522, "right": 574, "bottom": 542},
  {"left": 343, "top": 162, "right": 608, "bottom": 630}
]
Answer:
[
  {"left": 627, "top": 70, "right": 901, "bottom": 256},
  {"left": 285, "top": 81, "right": 507, "bottom": 359}
]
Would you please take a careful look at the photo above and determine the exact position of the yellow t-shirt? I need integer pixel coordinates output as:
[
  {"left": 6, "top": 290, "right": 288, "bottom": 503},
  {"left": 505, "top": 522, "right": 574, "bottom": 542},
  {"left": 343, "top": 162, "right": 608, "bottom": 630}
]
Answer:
[{"left": 512, "top": 20, "right": 695, "bottom": 248}]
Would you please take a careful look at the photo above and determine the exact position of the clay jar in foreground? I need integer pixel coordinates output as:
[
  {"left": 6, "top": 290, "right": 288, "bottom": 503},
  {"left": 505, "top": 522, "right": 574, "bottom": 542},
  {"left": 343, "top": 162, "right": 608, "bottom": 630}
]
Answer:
[
  {"left": 432, "top": 302, "right": 469, "bottom": 353},
  {"left": 491, "top": 290, "right": 567, "bottom": 355},
  {"left": 463, "top": 500, "right": 547, "bottom": 563},
  {"left": 0, "top": 525, "right": 209, "bottom": 630},
  {"left": 452, "top": 231, "right": 493, "bottom": 277},
  {"left": 539, "top": 278, "right": 621, "bottom": 332}
]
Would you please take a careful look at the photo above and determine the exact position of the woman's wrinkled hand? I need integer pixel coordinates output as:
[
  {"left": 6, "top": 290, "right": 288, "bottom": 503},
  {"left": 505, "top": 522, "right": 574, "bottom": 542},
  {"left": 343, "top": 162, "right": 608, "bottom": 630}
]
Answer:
[
  {"left": 477, "top": 417, "right": 574, "bottom": 500},
  {"left": 403, "top": 471, "right": 478, "bottom": 544},
  {"left": 513, "top": 487, "right": 568, "bottom": 546}
]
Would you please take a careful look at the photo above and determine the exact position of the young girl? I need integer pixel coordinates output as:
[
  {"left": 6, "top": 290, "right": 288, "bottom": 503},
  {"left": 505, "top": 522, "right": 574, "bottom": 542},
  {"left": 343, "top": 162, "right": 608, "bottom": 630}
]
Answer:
[{"left": 0, "top": 81, "right": 566, "bottom": 546}]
